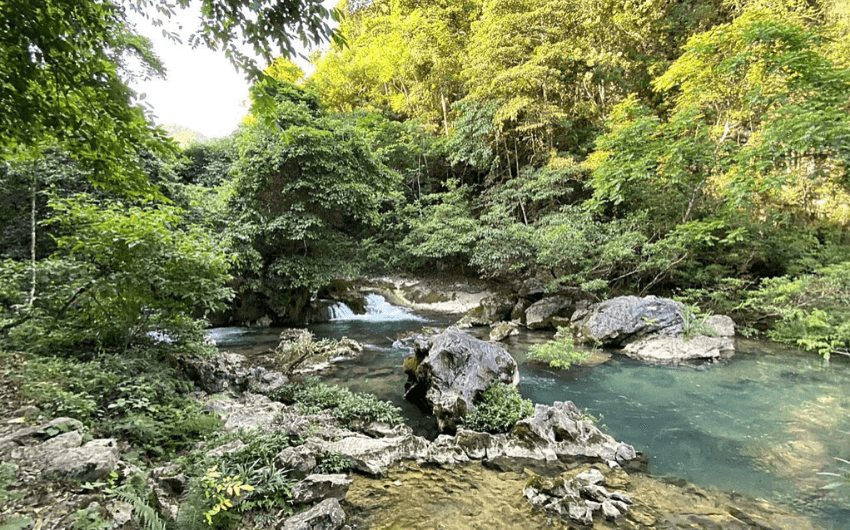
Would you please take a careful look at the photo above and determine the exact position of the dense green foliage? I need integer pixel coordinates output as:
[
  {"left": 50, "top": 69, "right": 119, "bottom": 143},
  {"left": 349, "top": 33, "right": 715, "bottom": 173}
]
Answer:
[
  {"left": 225, "top": 81, "right": 398, "bottom": 322},
  {"left": 462, "top": 382, "right": 534, "bottom": 434},
  {"left": 4, "top": 348, "right": 221, "bottom": 458},
  {"left": 291, "top": 0, "right": 850, "bottom": 357}
]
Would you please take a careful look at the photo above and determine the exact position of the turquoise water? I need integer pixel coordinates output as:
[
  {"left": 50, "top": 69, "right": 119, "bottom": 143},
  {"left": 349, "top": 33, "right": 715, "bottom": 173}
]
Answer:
[{"left": 210, "top": 299, "right": 850, "bottom": 529}]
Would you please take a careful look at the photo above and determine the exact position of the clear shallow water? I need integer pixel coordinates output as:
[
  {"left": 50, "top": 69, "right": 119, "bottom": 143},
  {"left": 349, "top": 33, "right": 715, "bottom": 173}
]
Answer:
[{"left": 209, "top": 298, "right": 850, "bottom": 529}]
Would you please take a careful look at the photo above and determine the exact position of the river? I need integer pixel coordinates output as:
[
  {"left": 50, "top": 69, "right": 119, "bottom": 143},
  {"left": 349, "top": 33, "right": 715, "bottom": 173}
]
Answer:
[{"left": 209, "top": 294, "right": 850, "bottom": 529}]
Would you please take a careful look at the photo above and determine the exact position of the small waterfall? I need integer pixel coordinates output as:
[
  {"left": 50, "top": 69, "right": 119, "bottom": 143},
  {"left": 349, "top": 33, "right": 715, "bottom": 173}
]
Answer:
[
  {"left": 325, "top": 293, "right": 428, "bottom": 322},
  {"left": 328, "top": 302, "right": 355, "bottom": 320}
]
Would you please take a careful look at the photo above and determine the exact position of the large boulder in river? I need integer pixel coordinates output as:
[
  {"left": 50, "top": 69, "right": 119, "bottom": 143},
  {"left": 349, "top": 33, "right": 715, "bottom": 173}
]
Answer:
[
  {"left": 622, "top": 315, "right": 735, "bottom": 362},
  {"left": 524, "top": 296, "right": 575, "bottom": 329},
  {"left": 572, "top": 296, "right": 736, "bottom": 363},
  {"left": 403, "top": 329, "right": 520, "bottom": 433},
  {"left": 571, "top": 295, "right": 684, "bottom": 346}
]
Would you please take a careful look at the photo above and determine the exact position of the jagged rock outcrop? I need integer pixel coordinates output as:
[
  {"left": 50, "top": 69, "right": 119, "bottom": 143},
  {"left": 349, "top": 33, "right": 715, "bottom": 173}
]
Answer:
[
  {"left": 291, "top": 474, "right": 353, "bottom": 504},
  {"left": 571, "top": 296, "right": 736, "bottom": 363},
  {"left": 205, "top": 393, "right": 637, "bottom": 478},
  {"left": 179, "top": 352, "right": 289, "bottom": 395},
  {"left": 403, "top": 329, "right": 520, "bottom": 433},
  {"left": 281, "top": 498, "right": 347, "bottom": 530}
]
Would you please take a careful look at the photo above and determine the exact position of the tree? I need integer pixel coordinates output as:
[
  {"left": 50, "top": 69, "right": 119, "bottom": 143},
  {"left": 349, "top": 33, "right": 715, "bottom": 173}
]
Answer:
[
  {"left": 1, "top": 0, "right": 340, "bottom": 195},
  {"left": 229, "top": 80, "right": 398, "bottom": 322},
  {"left": 584, "top": 0, "right": 850, "bottom": 289},
  {"left": 0, "top": 195, "right": 232, "bottom": 352},
  {"left": 309, "top": 0, "right": 478, "bottom": 133}
]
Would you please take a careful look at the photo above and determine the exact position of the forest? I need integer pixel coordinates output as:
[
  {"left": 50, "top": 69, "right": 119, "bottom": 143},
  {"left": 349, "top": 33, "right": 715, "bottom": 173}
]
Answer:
[{"left": 1, "top": 0, "right": 850, "bottom": 529}]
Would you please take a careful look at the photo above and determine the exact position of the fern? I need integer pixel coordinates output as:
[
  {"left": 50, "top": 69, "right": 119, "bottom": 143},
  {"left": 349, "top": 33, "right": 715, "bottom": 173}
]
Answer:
[{"left": 108, "top": 487, "right": 167, "bottom": 530}]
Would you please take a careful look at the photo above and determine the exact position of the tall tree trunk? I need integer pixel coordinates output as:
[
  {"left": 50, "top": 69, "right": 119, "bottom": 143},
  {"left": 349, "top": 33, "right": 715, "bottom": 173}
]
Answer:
[{"left": 28, "top": 173, "right": 36, "bottom": 307}]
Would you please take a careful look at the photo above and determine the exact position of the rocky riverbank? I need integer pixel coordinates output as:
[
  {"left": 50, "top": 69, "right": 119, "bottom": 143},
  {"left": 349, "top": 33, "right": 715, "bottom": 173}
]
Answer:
[{"left": 0, "top": 328, "right": 828, "bottom": 530}]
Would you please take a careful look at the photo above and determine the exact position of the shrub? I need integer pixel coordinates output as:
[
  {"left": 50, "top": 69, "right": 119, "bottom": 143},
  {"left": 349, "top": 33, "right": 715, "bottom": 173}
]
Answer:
[
  {"left": 527, "top": 332, "right": 589, "bottom": 370},
  {"left": 14, "top": 348, "right": 220, "bottom": 457},
  {"left": 315, "top": 452, "right": 353, "bottom": 474},
  {"left": 462, "top": 383, "right": 533, "bottom": 434},
  {"left": 745, "top": 262, "right": 850, "bottom": 359}
]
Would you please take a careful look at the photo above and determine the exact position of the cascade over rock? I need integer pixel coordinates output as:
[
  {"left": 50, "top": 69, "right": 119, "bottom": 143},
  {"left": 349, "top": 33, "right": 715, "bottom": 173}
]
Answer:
[{"left": 403, "top": 329, "right": 520, "bottom": 433}]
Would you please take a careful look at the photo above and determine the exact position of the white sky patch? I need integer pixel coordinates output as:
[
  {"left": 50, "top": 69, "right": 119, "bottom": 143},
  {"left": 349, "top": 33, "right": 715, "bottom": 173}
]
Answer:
[{"left": 127, "top": 1, "right": 336, "bottom": 139}]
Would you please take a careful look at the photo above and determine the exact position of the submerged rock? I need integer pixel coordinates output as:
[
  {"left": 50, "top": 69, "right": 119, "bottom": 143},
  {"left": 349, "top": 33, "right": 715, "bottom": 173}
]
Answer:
[
  {"left": 346, "top": 461, "right": 821, "bottom": 530},
  {"left": 403, "top": 329, "right": 520, "bottom": 433}
]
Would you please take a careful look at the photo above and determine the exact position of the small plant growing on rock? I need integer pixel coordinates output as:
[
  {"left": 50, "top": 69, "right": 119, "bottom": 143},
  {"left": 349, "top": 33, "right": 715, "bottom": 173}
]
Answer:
[
  {"left": 678, "top": 304, "right": 718, "bottom": 340},
  {"left": 462, "top": 382, "right": 533, "bottom": 434},
  {"left": 315, "top": 452, "right": 354, "bottom": 474},
  {"left": 200, "top": 467, "right": 254, "bottom": 525},
  {"left": 527, "top": 331, "right": 589, "bottom": 370}
]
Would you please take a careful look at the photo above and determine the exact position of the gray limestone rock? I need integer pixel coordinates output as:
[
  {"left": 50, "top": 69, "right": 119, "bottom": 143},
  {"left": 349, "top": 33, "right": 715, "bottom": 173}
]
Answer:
[
  {"left": 306, "top": 434, "right": 429, "bottom": 476},
  {"left": 572, "top": 295, "right": 685, "bottom": 346},
  {"left": 489, "top": 321, "right": 520, "bottom": 342},
  {"left": 706, "top": 314, "right": 736, "bottom": 337},
  {"left": 524, "top": 296, "right": 574, "bottom": 330},
  {"left": 291, "top": 474, "right": 353, "bottom": 504},
  {"left": 403, "top": 329, "right": 520, "bottom": 433},
  {"left": 281, "top": 498, "right": 346, "bottom": 530},
  {"left": 574, "top": 468, "right": 605, "bottom": 486},
  {"left": 622, "top": 334, "right": 734, "bottom": 362},
  {"left": 221, "top": 393, "right": 286, "bottom": 432},
  {"left": 277, "top": 445, "right": 318, "bottom": 479},
  {"left": 568, "top": 502, "right": 594, "bottom": 525},
  {"left": 41, "top": 437, "right": 119, "bottom": 483}
]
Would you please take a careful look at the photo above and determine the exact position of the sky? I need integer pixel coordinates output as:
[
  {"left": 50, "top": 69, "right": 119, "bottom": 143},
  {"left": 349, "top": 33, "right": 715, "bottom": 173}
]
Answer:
[{"left": 127, "top": 2, "right": 335, "bottom": 139}]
